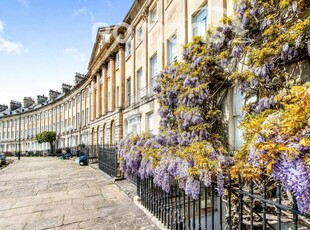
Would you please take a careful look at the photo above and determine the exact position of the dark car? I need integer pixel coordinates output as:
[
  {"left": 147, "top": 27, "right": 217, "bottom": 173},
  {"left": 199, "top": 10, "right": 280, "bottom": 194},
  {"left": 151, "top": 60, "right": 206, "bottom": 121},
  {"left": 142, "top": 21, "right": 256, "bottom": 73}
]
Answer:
[
  {"left": 61, "top": 153, "right": 72, "bottom": 160},
  {"left": 78, "top": 154, "right": 88, "bottom": 166},
  {"left": 0, "top": 153, "right": 6, "bottom": 165}
]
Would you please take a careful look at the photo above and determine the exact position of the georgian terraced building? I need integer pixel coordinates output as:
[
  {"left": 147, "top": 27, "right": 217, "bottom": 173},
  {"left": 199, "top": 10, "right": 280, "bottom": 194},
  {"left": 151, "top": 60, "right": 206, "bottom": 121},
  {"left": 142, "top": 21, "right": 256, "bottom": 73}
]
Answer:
[{"left": 0, "top": 0, "right": 236, "bottom": 154}]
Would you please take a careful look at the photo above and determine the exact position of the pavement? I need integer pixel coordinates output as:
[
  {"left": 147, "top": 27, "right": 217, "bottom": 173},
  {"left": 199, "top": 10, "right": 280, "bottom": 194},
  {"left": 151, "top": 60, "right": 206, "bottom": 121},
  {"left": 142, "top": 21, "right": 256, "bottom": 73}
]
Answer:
[{"left": 0, "top": 157, "right": 159, "bottom": 230}]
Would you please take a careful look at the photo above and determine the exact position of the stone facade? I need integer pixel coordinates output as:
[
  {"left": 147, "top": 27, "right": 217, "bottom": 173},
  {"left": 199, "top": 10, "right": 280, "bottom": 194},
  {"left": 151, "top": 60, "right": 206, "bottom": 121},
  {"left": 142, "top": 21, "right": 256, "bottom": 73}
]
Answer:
[{"left": 0, "top": 0, "right": 235, "bottom": 153}]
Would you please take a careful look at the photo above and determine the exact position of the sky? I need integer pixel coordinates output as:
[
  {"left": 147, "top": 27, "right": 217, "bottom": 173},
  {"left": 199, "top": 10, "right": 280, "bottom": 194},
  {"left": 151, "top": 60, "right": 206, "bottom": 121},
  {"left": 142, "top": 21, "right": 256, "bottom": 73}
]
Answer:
[{"left": 0, "top": 0, "right": 134, "bottom": 105}]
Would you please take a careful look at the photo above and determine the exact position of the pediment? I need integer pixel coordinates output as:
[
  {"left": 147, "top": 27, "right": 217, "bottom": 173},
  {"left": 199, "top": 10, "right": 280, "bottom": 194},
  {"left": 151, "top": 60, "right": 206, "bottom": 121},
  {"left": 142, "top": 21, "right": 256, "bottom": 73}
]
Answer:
[{"left": 88, "top": 26, "right": 115, "bottom": 70}]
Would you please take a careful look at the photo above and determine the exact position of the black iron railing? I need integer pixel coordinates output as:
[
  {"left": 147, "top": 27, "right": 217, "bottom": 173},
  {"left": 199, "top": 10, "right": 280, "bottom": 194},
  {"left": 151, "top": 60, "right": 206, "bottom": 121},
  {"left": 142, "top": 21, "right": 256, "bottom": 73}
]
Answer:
[
  {"left": 85, "top": 145, "right": 98, "bottom": 163},
  {"left": 137, "top": 175, "right": 310, "bottom": 230},
  {"left": 98, "top": 145, "right": 119, "bottom": 177}
]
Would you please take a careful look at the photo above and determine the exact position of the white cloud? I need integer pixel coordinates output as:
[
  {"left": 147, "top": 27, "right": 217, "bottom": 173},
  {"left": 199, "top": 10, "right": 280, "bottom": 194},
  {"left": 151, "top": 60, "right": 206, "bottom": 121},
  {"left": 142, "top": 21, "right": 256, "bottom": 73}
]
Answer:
[
  {"left": 64, "top": 48, "right": 85, "bottom": 61},
  {"left": 74, "top": 8, "right": 88, "bottom": 16},
  {"left": 0, "top": 21, "right": 4, "bottom": 33},
  {"left": 0, "top": 20, "right": 24, "bottom": 54},
  {"left": 0, "top": 37, "right": 24, "bottom": 54},
  {"left": 73, "top": 7, "right": 95, "bottom": 21}
]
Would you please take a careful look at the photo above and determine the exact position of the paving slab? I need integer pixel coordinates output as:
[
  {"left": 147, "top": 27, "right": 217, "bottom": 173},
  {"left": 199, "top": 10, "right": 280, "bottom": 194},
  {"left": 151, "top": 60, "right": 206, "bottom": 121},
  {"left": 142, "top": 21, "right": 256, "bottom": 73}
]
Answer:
[{"left": 0, "top": 157, "right": 159, "bottom": 230}]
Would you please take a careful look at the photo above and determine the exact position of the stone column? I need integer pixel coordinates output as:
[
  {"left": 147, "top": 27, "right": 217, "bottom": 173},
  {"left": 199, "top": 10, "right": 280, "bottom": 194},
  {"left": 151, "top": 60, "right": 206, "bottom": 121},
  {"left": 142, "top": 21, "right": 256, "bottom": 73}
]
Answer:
[
  {"left": 70, "top": 99, "right": 73, "bottom": 130},
  {"left": 119, "top": 45, "right": 125, "bottom": 108},
  {"left": 84, "top": 86, "right": 87, "bottom": 126},
  {"left": 131, "top": 29, "right": 136, "bottom": 104},
  {"left": 110, "top": 55, "right": 116, "bottom": 111},
  {"left": 101, "top": 63, "right": 108, "bottom": 115},
  {"left": 75, "top": 96, "right": 78, "bottom": 130},
  {"left": 96, "top": 71, "right": 101, "bottom": 118},
  {"left": 91, "top": 77, "right": 96, "bottom": 121},
  {"left": 88, "top": 83, "right": 91, "bottom": 123},
  {"left": 142, "top": 9, "right": 149, "bottom": 93}
]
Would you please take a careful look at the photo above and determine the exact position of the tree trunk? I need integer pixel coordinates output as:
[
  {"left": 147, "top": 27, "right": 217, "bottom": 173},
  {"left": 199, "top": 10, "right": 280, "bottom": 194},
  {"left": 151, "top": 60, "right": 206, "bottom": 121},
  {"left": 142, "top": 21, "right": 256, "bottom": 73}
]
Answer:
[{"left": 50, "top": 141, "right": 54, "bottom": 155}]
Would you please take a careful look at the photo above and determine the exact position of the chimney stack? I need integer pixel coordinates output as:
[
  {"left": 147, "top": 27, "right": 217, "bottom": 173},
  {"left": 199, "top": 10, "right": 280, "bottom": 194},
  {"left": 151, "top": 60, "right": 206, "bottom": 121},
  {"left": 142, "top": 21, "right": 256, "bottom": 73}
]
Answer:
[
  {"left": 37, "top": 95, "right": 48, "bottom": 104},
  {"left": 23, "top": 97, "right": 35, "bottom": 108},
  {"left": 10, "top": 100, "right": 22, "bottom": 111},
  {"left": 0, "top": 104, "right": 8, "bottom": 112},
  {"left": 75, "top": 72, "right": 85, "bottom": 85},
  {"left": 62, "top": 83, "right": 72, "bottom": 94},
  {"left": 49, "top": 90, "right": 61, "bottom": 100}
]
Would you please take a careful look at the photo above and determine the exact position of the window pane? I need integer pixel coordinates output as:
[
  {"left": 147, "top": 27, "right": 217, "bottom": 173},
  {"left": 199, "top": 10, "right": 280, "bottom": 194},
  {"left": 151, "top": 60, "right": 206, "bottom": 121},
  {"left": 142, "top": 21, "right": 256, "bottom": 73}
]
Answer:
[
  {"left": 127, "top": 78, "right": 131, "bottom": 103},
  {"left": 193, "top": 5, "right": 208, "bottom": 37},
  {"left": 151, "top": 7, "right": 157, "bottom": 23},
  {"left": 168, "top": 35, "right": 177, "bottom": 64},
  {"left": 148, "top": 113, "right": 154, "bottom": 133},
  {"left": 137, "top": 69, "right": 143, "bottom": 98},
  {"left": 126, "top": 40, "right": 131, "bottom": 57},
  {"left": 233, "top": 92, "right": 244, "bottom": 116},
  {"left": 234, "top": 116, "right": 243, "bottom": 149},
  {"left": 233, "top": 91, "right": 244, "bottom": 149},
  {"left": 151, "top": 55, "right": 158, "bottom": 91}
]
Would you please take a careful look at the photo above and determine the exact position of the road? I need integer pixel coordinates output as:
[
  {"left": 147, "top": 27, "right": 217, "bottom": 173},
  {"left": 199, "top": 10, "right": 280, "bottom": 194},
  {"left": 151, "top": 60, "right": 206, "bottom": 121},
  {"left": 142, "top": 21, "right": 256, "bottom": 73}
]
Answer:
[{"left": 0, "top": 157, "right": 158, "bottom": 230}]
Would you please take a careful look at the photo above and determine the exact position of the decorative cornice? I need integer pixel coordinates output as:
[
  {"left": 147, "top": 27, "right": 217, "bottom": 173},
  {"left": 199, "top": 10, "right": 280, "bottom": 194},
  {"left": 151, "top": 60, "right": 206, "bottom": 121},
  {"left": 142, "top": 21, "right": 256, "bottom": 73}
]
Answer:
[
  {"left": 131, "top": 26, "right": 136, "bottom": 39},
  {"left": 109, "top": 53, "right": 116, "bottom": 61},
  {"left": 142, "top": 7, "right": 149, "bottom": 22},
  {"left": 118, "top": 43, "right": 125, "bottom": 51}
]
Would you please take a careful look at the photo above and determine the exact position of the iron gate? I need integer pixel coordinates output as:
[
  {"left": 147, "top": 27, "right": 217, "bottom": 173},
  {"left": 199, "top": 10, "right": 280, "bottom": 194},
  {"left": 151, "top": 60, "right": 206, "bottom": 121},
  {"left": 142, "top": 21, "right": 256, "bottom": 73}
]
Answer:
[{"left": 98, "top": 145, "right": 118, "bottom": 177}]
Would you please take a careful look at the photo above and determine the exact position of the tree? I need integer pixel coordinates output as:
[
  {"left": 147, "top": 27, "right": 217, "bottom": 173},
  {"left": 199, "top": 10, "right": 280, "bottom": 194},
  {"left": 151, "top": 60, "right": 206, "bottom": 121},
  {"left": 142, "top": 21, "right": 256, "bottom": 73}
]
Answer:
[{"left": 36, "top": 131, "right": 56, "bottom": 155}]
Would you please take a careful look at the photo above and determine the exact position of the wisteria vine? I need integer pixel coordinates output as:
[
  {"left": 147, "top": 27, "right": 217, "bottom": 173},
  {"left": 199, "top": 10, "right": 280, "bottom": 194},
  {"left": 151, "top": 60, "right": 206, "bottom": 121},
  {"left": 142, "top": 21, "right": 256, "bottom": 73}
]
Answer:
[{"left": 119, "top": 0, "right": 310, "bottom": 213}]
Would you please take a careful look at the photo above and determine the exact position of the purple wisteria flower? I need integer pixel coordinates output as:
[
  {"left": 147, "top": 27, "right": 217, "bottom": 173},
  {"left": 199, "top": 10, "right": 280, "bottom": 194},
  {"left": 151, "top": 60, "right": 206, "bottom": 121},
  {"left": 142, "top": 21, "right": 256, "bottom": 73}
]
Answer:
[
  {"left": 248, "top": 147, "right": 260, "bottom": 167},
  {"left": 217, "top": 171, "right": 224, "bottom": 197},
  {"left": 185, "top": 177, "right": 201, "bottom": 199},
  {"left": 231, "top": 45, "right": 243, "bottom": 58},
  {"left": 236, "top": 2, "right": 247, "bottom": 18},
  {"left": 272, "top": 158, "right": 310, "bottom": 214},
  {"left": 260, "top": 18, "right": 271, "bottom": 30},
  {"left": 292, "top": 1, "right": 298, "bottom": 13},
  {"left": 199, "top": 170, "right": 212, "bottom": 187},
  {"left": 190, "top": 56, "right": 204, "bottom": 69}
]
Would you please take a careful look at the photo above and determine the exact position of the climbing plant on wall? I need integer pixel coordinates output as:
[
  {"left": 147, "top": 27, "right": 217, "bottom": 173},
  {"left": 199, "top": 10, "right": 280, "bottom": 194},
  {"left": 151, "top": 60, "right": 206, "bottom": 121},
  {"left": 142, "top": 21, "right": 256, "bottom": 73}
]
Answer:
[{"left": 119, "top": 0, "right": 310, "bottom": 213}]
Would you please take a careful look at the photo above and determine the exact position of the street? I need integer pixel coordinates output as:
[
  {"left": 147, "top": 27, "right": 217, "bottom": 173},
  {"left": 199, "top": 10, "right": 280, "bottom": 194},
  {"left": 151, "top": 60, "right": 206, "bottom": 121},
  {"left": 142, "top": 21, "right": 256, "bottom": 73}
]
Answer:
[{"left": 0, "top": 158, "right": 158, "bottom": 230}]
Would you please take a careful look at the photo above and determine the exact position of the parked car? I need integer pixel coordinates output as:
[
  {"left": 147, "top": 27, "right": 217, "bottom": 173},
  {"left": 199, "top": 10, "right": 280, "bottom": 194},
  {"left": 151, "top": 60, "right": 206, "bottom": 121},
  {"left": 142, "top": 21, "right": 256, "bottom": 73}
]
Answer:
[
  {"left": 0, "top": 153, "right": 6, "bottom": 165},
  {"left": 60, "top": 153, "right": 72, "bottom": 160},
  {"left": 78, "top": 154, "right": 88, "bottom": 166}
]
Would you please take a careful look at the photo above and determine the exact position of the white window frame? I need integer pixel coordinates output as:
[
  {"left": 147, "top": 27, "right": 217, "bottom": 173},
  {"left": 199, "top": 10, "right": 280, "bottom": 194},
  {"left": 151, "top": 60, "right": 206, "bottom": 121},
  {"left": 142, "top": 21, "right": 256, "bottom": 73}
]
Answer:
[
  {"left": 137, "top": 68, "right": 143, "bottom": 99},
  {"left": 147, "top": 112, "right": 154, "bottom": 134},
  {"left": 115, "top": 52, "right": 120, "bottom": 69},
  {"left": 127, "top": 115, "right": 141, "bottom": 135},
  {"left": 150, "top": 54, "right": 158, "bottom": 92},
  {"left": 193, "top": 4, "right": 208, "bottom": 37},
  {"left": 168, "top": 34, "right": 177, "bottom": 65},
  {"left": 150, "top": 6, "right": 157, "bottom": 24},
  {"left": 137, "top": 26, "right": 143, "bottom": 44},
  {"left": 125, "top": 39, "right": 132, "bottom": 58}
]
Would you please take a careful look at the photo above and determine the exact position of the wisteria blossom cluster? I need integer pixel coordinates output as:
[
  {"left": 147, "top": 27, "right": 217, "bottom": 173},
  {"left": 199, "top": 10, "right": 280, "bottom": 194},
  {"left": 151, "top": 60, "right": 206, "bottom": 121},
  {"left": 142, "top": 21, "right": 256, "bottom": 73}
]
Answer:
[
  {"left": 229, "top": 0, "right": 310, "bottom": 214},
  {"left": 234, "top": 84, "right": 310, "bottom": 213},
  {"left": 119, "top": 35, "right": 233, "bottom": 199},
  {"left": 119, "top": 0, "right": 310, "bottom": 211}
]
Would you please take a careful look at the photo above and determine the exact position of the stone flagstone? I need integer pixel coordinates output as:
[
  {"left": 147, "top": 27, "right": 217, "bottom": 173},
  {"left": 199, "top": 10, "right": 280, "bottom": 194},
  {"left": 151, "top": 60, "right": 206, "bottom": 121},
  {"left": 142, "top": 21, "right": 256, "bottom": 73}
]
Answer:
[{"left": 0, "top": 158, "right": 158, "bottom": 229}]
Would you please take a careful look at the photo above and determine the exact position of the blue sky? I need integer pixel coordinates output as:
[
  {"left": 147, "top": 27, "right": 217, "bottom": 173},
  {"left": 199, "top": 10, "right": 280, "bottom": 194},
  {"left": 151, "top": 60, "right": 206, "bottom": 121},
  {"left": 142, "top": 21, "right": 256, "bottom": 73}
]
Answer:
[{"left": 0, "top": 0, "right": 134, "bottom": 105}]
